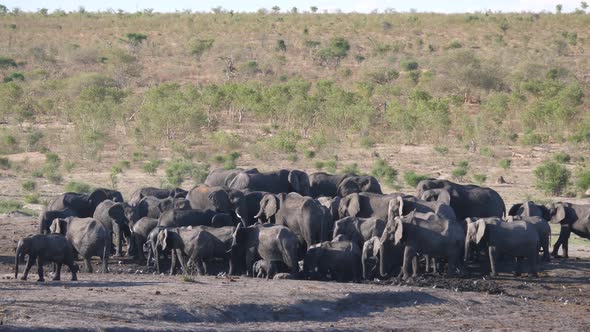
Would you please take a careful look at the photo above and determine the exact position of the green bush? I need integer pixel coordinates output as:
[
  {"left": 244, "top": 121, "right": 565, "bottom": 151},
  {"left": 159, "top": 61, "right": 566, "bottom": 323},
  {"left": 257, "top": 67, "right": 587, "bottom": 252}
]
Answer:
[
  {"left": 446, "top": 40, "right": 463, "bottom": 49},
  {"left": 0, "top": 157, "right": 10, "bottom": 169},
  {"left": 24, "top": 193, "right": 40, "bottom": 204},
  {"left": 189, "top": 38, "right": 214, "bottom": 60},
  {"left": 223, "top": 152, "right": 241, "bottom": 170},
  {"left": 45, "top": 152, "right": 60, "bottom": 165},
  {"left": 0, "top": 200, "right": 23, "bottom": 214},
  {"left": 324, "top": 159, "right": 337, "bottom": 174},
  {"left": 266, "top": 130, "right": 299, "bottom": 153},
  {"left": 304, "top": 150, "right": 316, "bottom": 159},
  {"left": 165, "top": 159, "right": 194, "bottom": 187},
  {"left": 191, "top": 163, "right": 210, "bottom": 184},
  {"left": 403, "top": 171, "right": 429, "bottom": 187},
  {"left": 433, "top": 145, "right": 449, "bottom": 156},
  {"left": 452, "top": 160, "right": 469, "bottom": 181},
  {"left": 534, "top": 161, "right": 570, "bottom": 195},
  {"left": 142, "top": 159, "right": 162, "bottom": 175},
  {"left": 21, "top": 180, "right": 36, "bottom": 192},
  {"left": 64, "top": 181, "right": 93, "bottom": 194},
  {"left": 553, "top": 152, "right": 571, "bottom": 164},
  {"left": 342, "top": 163, "right": 360, "bottom": 175},
  {"left": 314, "top": 160, "right": 325, "bottom": 170},
  {"left": 400, "top": 59, "right": 419, "bottom": 71},
  {"left": 576, "top": 169, "right": 590, "bottom": 194},
  {"left": 473, "top": 173, "right": 487, "bottom": 185},
  {"left": 371, "top": 158, "right": 397, "bottom": 187},
  {"left": 212, "top": 131, "right": 241, "bottom": 150},
  {"left": 133, "top": 151, "right": 147, "bottom": 162},
  {"left": 360, "top": 136, "right": 375, "bottom": 148},
  {"left": 499, "top": 159, "right": 511, "bottom": 170},
  {"left": 480, "top": 147, "right": 494, "bottom": 157},
  {"left": 63, "top": 161, "right": 76, "bottom": 173}
]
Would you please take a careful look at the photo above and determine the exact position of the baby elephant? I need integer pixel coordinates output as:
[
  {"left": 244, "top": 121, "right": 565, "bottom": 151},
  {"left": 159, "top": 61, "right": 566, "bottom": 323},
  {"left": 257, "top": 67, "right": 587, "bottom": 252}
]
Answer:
[
  {"left": 15, "top": 234, "right": 79, "bottom": 282},
  {"left": 253, "top": 259, "right": 279, "bottom": 279}
]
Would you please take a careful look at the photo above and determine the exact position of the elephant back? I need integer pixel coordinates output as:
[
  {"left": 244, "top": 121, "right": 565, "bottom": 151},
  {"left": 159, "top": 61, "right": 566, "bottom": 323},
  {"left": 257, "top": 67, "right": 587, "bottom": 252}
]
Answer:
[{"left": 65, "top": 217, "right": 109, "bottom": 255}]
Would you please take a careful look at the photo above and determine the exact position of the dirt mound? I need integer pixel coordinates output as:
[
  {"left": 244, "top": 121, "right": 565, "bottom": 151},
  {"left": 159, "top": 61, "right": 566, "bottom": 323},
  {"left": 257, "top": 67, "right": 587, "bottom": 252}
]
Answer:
[{"left": 371, "top": 274, "right": 504, "bottom": 294}]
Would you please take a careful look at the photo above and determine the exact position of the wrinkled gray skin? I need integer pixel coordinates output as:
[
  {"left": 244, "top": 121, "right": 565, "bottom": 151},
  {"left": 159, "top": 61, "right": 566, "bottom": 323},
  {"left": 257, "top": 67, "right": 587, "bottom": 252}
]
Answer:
[
  {"left": 157, "top": 209, "right": 234, "bottom": 228},
  {"left": 94, "top": 188, "right": 124, "bottom": 203},
  {"left": 255, "top": 193, "right": 330, "bottom": 251},
  {"left": 332, "top": 216, "right": 386, "bottom": 249},
  {"left": 317, "top": 196, "right": 341, "bottom": 221},
  {"left": 230, "top": 169, "right": 310, "bottom": 196},
  {"left": 309, "top": 172, "right": 383, "bottom": 198},
  {"left": 187, "top": 185, "right": 248, "bottom": 226},
  {"left": 47, "top": 190, "right": 109, "bottom": 218},
  {"left": 128, "top": 187, "right": 188, "bottom": 207},
  {"left": 131, "top": 217, "right": 159, "bottom": 261},
  {"left": 50, "top": 217, "right": 110, "bottom": 273},
  {"left": 15, "top": 234, "right": 79, "bottom": 282},
  {"left": 389, "top": 195, "right": 457, "bottom": 221},
  {"left": 465, "top": 217, "right": 539, "bottom": 277},
  {"left": 134, "top": 196, "right": 190, "bottom": 222},
  {"left": 93, "top": 200, "right": 135, "bottom": 257},
  {"left": 417, "top": 180, "right": 505, "bottom": 220},
  {"left": 508, "top": 201, "right": 547, "bottom": 218},
  {"left": 546, "top": 202, "right": 590, "bottom": 258},
  {"left": 303, "top": 240, "right": 362, "bottom": 282},
  {"left": 253, "top": 259, "right": 279, "bottom": 279},
  {"left": 244, "top": 191, "right": 270, "bottom": 225},
  {"left": 362, "top": 236, "right": 381, "bottom": 280},
  {"left": 382, "top": 211, "right": 464, "bottom": 280},
  {"left": 157, "top": 227, "right": 227, "bottom": 276},
  {"left": 507, "top": 215, "right": 551, "bottom": 262},
  {"left": 205, "top": 168, "right": 259, "bottom": 187},
  {"left": 228, "top": 223, "right": 299, "bottom": 276},
  {"left": 38, "top": 209, "right": 76, "bottom": 234},
  {"left": 339, "top": 192, "right": 403, "bottom": 221},
  {"left": 146, "top": 226, "right": 169, "bottom": 273}
]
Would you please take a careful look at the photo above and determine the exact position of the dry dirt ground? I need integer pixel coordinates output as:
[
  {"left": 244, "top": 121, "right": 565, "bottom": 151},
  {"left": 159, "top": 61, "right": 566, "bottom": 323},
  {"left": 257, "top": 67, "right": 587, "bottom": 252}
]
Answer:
[{"left": 1, "top": 214, "right": 589, "bottom": 331}]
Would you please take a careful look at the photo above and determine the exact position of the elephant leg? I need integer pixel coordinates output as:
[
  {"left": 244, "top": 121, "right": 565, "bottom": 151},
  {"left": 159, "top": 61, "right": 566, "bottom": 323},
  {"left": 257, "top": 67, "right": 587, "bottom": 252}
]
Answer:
[
  {"left": 514, "top": 257, "right": 522, "bottom": 277},
  {"left": 542, "top": 238, "right": 550, "bottom": 262},
  {"left": 22, "top": 255, "right": 34, "bottom": 281},
  {"left": 170, "top": 250, "right": 178, "bottom": 276},
  {"left": 402, "top": 246, "right": 417, "bottom": 280},
  {"left": 425, "top": 255, "right": 430, "bottom": 272},
  {"left": 529, "top": 250, "right": 538, "bottom": 277},
  {"left": 195, "top": 258, "right": 205, "bottom": 276},
  {"left": 69, "top": 264, "right": 78, "bottom": 281},
  {"left": 102, "top": 253, "right": 109, "bottom": 273},
  {"left": 53, "top": 263, "right": 62, "bottom": 281},
  {"left": 84, "top": 257, "right": 93, "bottom": 273},
  {"left": 116, "top": 227, "right": 124, "bottom": 257},
  {"left": 37, "top": 257, "right": 45, "bottom": 282},
  {"left": 488, "top": 247, "right": 497, "bottom": 277},
  {"left": 552, "top": 226, "right": 570, "bottom": 258}
]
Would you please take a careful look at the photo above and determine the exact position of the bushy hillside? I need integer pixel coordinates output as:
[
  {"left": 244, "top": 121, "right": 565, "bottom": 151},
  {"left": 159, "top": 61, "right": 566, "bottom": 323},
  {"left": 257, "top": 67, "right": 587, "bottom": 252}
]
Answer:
[{"left": 0, "top": 9, "right": 589, "bottom": 198}]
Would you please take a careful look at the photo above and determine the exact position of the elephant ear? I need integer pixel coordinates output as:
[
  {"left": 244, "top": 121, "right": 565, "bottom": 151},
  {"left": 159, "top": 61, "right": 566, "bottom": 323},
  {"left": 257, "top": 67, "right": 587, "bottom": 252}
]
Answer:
[
  {"left": 108, "top": 203, "right": 127, "bottom": 225},
  {"left": 437, "top": 190, "right": 451, "bottom": 205},
  {"left": 393, "top": 217, "right": 404, "bottom": 245},
  {"left": 208, "top": 190, "right": 232, "bottom": 213},
  {"left": 344, "top": 193, "right": 361, "bottom": 217},
  {"left": 475, "top": 220, "right": 487, "bottom": 244},
  {"left": 89, "top": 189, "right": 108, "bottom": 209},
  {"left": 229, "top": 173, "right": 249, "bottom": 190},
  {"left": 508, "top": 203, "right": 523, "bottom": 216},
  {"left": 263, "top": 195, "right": 279, "bottom": 219},
  {"left": 337, "top": 178, "right": 360, "bottom": 197},
  {"left": 50, "top": 218, "right": 62, "bottom": 234},
  {"left": 554, "top": 203, "right": 567, "bottom": 224},
  {"left": 289, "top": 170, "right": 310, "bottom": 196},
  {"left": 160, "top": 229, "right": 169, "bottom": 250}
]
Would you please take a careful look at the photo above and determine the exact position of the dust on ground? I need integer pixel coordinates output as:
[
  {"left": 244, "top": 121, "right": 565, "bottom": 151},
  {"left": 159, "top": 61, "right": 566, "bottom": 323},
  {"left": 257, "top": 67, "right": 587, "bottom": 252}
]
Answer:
[{"left": 1, "top": 214, "right": 589, "bottom": 331}]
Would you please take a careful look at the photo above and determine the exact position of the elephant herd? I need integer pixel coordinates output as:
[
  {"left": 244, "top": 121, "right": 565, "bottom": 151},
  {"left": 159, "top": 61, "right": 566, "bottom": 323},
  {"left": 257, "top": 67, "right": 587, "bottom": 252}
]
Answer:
[{"left": 14, "top": 168, "right": 590, "bottom": 283}]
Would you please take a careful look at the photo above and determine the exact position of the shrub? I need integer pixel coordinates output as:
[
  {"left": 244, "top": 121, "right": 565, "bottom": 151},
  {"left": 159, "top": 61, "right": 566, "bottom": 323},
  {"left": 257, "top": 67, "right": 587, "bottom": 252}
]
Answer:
[
  {"left": 314, "top": 160, "right": 325, "bottom": 170},
  {"left": 142, "top": 159, "right": 161, "bottom": 175},
  {"left": 189, "top": 38, "right": 214, "bottom": 60},
  {"left": 212, "top": 131, "right": 241, "bottom": 150},
  {"left": 0, "top": 157, "right": 10, "bottom": 169},
  {"left": 553, "top": 152, "right": 571, "bottom": 164},
  {"left": 24, "top": 193, "right": 40, "bottom": 204},
  {"left": 342, "top": 163, "right": 360, "bottom": 176},
  {"left": 473, "top": 173, "right": 487, "bottom": 185},
  {"left": 324, "top": 159, "right": 337, "bottom": 174},
  {"left": 534, "top": 161, "right": 570, "bottom": 195},
  {"left": 480, "top": 147, "right": 494, "bottom": 157},
  {"left": 452, "top": 161, "right": 469, "bottom": 181},
  {"left": 133, "top": 151, "right": 147, "bottom": 162},
  {"left": 287, "top": 154, "right": 298, "bottom": 162},
  {"left": 499, "top": 159, "right": 511, "bottom": 170},
  {"left": 126, "top": 33, "right": 147, "bottom": 46},
  {"left": 0, "top": 200, "right": 22, "bottom": 214},
  {"left": 165, "top": 159, "right": 194, "bottom": 187},
  {"left": 576, "top": 169, "right": 590, "bottom": 194},
  {"left": 360, "top": 136, "right": 375, "bottom": 148},
  {"left": 223, "top": 152, "right": 241, "bottom": 170},
  {"left": 276, "top": 39, "right": 287, "bottom": 52},
  {"left": 371, "top": 158, "right": 397, "bottom": 187},
  {"left": 403, "top": 171, "right": 429, "bottom": 187},
  {"left": 400, "top": 59, "right": 419, "bottom": 71},
  {"left": 21, "top": 180, "right": 36, "bottom": 192},
  {"left": 191, "top": 163, "right": 210, "bottom": 184},
  {"left": 304, "top": 150, "right": 316, "bottom": 159},
  {"left": 64, "top": 181, "right": 93, "bottom": 194},
  {"left": 45, "top": 152, "right": 60, "bottom": 165},
  {"left": 446, "top": 40, "right": 463, "bottom": 49},
  {"left": 266, "top": 130, "right": 299, "bottom": 153},
  {"left": 434, "top": 146, "right": 449, "bottom": 156}
]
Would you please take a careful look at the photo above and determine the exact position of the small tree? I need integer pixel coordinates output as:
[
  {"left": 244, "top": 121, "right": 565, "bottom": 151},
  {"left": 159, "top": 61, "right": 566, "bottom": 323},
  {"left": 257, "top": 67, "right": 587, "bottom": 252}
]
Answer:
[
  {"left": 189, "top": 39, "right": 214, "bottom": 61},
  {"left": 125, "top": 33, "right": 147, "bottom": 53},
  {"left": 276, "top": 39, "right": 287, "bottom": 52},
  {"left": 272, "top": 6, "right": 280, "bottom": 13},
  {"left": 534, "top": 161, "right": 570, "bottom": 195},
  {"left": 582, "top": 2, "right": 589, "bottom": 11},
  {"left": 310, "top": 6, "right": 318, "bottom": 13},
  {"left": 0, "top": 4, "right": 7, "bottom": 14},
  {"left": 291, "top": 7, "right": 298, "bottom": 14},
  {"left": 556, "top": 4, "right": 563, "bottom": 13}
]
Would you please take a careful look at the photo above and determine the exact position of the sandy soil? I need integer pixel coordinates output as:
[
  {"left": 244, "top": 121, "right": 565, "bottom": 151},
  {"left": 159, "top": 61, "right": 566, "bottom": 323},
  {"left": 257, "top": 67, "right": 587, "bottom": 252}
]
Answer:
[{"left": 1, "top": 214, "right": 590, "bottom": 331}]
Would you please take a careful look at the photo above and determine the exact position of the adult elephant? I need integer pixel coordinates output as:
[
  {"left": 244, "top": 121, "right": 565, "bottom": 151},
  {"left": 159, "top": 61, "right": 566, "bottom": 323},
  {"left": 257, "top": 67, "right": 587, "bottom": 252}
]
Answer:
[
  {"left": 134, "top": 196, "right": 191, "bottom": 223},
  {"left": 50, "top": 217, "right": 110, "bottom": 273},
  {"left": 255, "top": 193, "right": 329, "bottom": 251},
  {"left": 187, "top": 185, "right": 248, "bottom": 226},
  {"left": 128, "top": 187, "right": 188, "bottom": 207},
  {"left": 339, "top": 192, "right": 403, "bottom": 221},
  {"left": 381, "top": 211, "right": 464, "bottom": 280},
  {"left": 229, "top": 169, "right": 310, "bottom": 196},
  {"left": 130, "top": 217, "right": 158, "bottom": 261},
  {"left": 309, "top": 172, "right": 383, "bottom": 198},
  {"left": 47, "top": 190, "right": 110, "bottom": 218},
  {"left": 157, "top": 209, "right": 234, "bottom": 228},
  {"left": 545, "top": 202, "right": 590, "bottom": 259},
  {"left": 93, "top": 200, "right": 137, "bottom": 257},
  {"left": 303, "top": 240, "right": 362, "bottom": 282},
  {"left": 227, "top": 223, "right": 299, "bottom": 276},
  {"left": 205, "top": 168, "right": 259, "bottom": 187},
  {"left": 94, "top": 188, "right": 124, "bottom": 203},
  {"left": 243, "top": 191, "right": 270, "bottom": 225},
  {"left": 332, "top": 216, "right": 386, "bottom": 249},
  {"left": 416, "top": 179, "right": 505, "bottom": 220},
  {"left": 465, "top": 217, "right": 539, "bottom": 277}
]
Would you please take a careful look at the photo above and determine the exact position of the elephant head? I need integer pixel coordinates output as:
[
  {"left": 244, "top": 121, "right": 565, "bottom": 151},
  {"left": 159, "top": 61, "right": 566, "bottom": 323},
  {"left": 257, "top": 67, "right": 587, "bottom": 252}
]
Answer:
[
  {"left": 362, "top": 236, "right": 381, "bottom": 280},
  {"left": 225, "top": 189, "right": 249, "bottom": 226},
  {"left": 420, "top": 189, "right": 451, "bottom": 205},
  {"left": 288, "top": 170, "right": 310, "bottom": 196},
  {"left": 379, "top": 213, "right": 405, "bottom": 277},
  {"left": 387, "top": 196, "right": 405, "bottom": 222},
  {"left": 357, "top": 176, "right": 383, "bottom": 194},
  {"left": 464, "top": 218, "right": 487, "bottom": 261},
  {"left": 156, "top": 228, "right": 180, "bottom": 251},
  {"left": 546, "top": 202, "right": 569, "bottom": 224},
  {"left": 107, "top": 202, "right": 131, "bottom": 236},
  {"left": 415, "top": 179, "right": 440, "bottom": 197},
  {"left": 339, "top": 193, "right": 361, "bottom": 218},
  {"left": 14, "top": 237, "right": 32, "bottom": 279},
  {"left": 88, "top": 189, "right": 109, "bottom": 213},
  {"left": 254, "top": 194, "right": 280, "bottom": 223},
  {"left": 228, "top": 223, "right": 248, "bottom": 275},
  {"left": 172, "top": 188, "right": 188, "bottom": 199},
  {"left": 317, "top": 196, "right": 341, "bottom": 221},
  {"left": 337, "top": 177, "right": 361, "bottom": 197}
]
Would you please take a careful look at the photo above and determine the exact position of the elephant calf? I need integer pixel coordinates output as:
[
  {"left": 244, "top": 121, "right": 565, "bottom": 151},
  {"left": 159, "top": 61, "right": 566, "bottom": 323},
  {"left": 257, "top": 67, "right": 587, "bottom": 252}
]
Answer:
[
  {"left": 15, "top": 234, "right": 79, "bottom": 282},
  {"left": 303, "top": 240, "right": 362, "bottom": 282},
  {"left": 507, "top": 215, "right": 551, "bottom": 262},
  {"left": 253, "top": 259, "right": 279, "bottom": 279}
]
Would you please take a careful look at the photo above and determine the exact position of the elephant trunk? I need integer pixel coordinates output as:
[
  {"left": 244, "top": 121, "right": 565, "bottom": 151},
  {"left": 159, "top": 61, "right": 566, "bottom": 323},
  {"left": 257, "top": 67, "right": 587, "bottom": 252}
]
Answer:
[
  {"left": 153, "top": 238, "right": 161, "bottom": 273},
  {"left": 14, "top": 240, "right": 22, "bottom": 279},
  {"left": 379, "top": 240, "right": 389, "bottom": 278},
  {"left": 464, "top": 239, "right": 471, "bottom": 262}
]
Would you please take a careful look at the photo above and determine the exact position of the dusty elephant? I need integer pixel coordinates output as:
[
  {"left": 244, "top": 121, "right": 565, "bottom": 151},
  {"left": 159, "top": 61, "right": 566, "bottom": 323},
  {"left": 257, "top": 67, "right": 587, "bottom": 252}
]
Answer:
[{"left": 15, "top": 234, "right": 79, "bottom": 282}]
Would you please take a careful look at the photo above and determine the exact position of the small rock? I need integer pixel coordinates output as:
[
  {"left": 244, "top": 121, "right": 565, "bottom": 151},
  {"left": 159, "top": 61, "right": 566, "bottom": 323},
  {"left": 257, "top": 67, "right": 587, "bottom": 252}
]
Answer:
[{"left": 155, "top": 291, "right": 161, "bottom": 295}]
